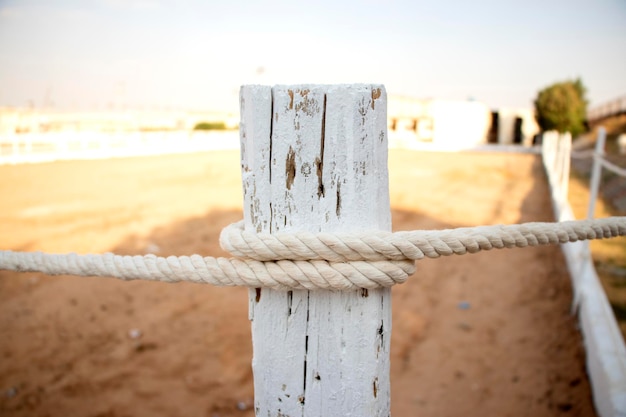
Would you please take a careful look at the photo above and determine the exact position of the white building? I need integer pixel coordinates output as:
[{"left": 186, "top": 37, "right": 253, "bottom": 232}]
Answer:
[
  {"left": 388, "top": 95, "right": 490, "bottom": 149},
  {"left": 493, "top": 108, "right": 539, "bottom": 146},
  {"left": 387, "top": 95, "right": 539, "bottom": 149}
]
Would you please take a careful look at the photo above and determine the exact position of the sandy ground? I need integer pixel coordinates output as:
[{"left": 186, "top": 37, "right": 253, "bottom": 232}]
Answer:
[{"left": 0, "top": 150, "right": 596, "bottom": 416}]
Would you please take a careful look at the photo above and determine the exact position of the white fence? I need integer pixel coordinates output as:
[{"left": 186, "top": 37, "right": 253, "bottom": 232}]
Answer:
[
  {"left": 585, "top": 128, "right": 626, "bottom": 220},
  {"left": 542, "top": 130, "right": 626, "bottom": 417},
  {"left": 0, "top": 130, "right": 240, "bottom": 165}
]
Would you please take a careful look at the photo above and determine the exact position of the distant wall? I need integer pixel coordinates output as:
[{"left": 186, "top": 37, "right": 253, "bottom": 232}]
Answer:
[
  {"left": 0, "top": 108, "right": 238, "bottom": 134},
  {"left": 2, "top": 97, "right": 540, "bottom": 149},
  {"left": 0, "top": 130, "right": 240, "bottom": 165}
]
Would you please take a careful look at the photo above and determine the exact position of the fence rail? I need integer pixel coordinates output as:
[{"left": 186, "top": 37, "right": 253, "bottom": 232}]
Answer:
[{"left": 542, "top": 129, "right": 626, "bottom": 417}]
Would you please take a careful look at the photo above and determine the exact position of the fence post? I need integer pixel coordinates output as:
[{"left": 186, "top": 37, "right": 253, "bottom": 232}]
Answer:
[
  {"left": 239, "top": 84, "right": 392, "bottom": 416},
  {"left": 587, "top": 127, "right": 606, "bottom": 219},
  {"left": 542, "top": 131, "right": 557, "bottom": 191},
  {"left": 560, "top": 132, "right": 572, "bottom": 204}
]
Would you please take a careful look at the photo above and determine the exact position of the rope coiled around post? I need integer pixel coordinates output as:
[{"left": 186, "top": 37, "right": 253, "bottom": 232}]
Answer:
[{"left": 1, "top": 217, "right": 625, "bottom": 290}]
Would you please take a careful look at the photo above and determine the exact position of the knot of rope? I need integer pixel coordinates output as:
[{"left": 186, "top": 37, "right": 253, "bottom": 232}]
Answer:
[{"left": 1, "top": 217, "right": 625, "bottom": 290}]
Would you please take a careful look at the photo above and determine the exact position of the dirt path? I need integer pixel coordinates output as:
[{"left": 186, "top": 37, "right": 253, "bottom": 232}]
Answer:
[{"left": 0, "top": 150, "right": 596, "bottom": 416}]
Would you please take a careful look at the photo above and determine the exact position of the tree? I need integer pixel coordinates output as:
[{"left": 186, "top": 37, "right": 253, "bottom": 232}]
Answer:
[{"left": 534, "top": 78, "right": 588, "bottom": 137}]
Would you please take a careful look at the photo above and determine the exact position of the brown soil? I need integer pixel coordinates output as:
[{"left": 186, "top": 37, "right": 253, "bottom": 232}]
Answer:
[{"left": 0, "top": 150, "right": 597, "bottom": 416}]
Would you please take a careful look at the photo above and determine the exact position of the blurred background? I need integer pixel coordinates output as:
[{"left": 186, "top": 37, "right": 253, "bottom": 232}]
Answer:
[{"left": 0, "top": 0, "right": 624, "bottom": 152}]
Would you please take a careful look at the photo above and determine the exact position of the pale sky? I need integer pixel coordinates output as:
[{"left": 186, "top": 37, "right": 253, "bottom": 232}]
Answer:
[{"left": 0, "top": 0, "right": 624, "bottom": 113}]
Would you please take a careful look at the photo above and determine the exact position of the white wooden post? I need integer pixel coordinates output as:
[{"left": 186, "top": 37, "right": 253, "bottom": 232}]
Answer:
[
  {"left": 239, "top": 84, "right": 391, "bottom": 416},
  {"left": 560, "top": 132, "right": 572, "bottom": 204},
  {"left": 542, "top": 131, "right": 556, "bottom": 191},
  {"left": 587, "top": 127, "right": 606, "bottom": 219}
]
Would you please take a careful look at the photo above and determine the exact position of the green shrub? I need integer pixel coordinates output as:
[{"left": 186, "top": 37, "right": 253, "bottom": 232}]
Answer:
[
  {"left": 193, "top": 121, "right": 228, "bottom": 131},
  {"left": 534, "top": 78, "right": 588, "bottom": 137}
]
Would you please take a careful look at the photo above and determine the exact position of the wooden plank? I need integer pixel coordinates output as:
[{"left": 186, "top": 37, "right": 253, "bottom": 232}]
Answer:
[
  {"left": 239, "top": 84, "right": 391, "bottom": 416},
  {"left": 587, "top": 127, "right": 606, "bottom": 219}
]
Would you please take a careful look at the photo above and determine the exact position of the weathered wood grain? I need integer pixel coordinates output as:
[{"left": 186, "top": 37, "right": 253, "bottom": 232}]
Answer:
[{"left": 240, "top": 84, "right": 391, "bottom": 416}]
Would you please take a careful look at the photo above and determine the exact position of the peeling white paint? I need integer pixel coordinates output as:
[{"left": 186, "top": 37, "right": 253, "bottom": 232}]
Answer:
[{"left": 240, "top": 84, "right": 391, "bottom": 417}]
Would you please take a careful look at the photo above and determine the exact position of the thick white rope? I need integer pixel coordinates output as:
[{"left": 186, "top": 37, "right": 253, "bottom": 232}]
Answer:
[
  {"left": 0, "top": 251, "right": 415, "bottom": 291},
  {"left": 220, "top": 217, "right": 626, "bottom": 262},
  {"left": 1, "top": 217, "right": 625, "bottom": 290}
]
